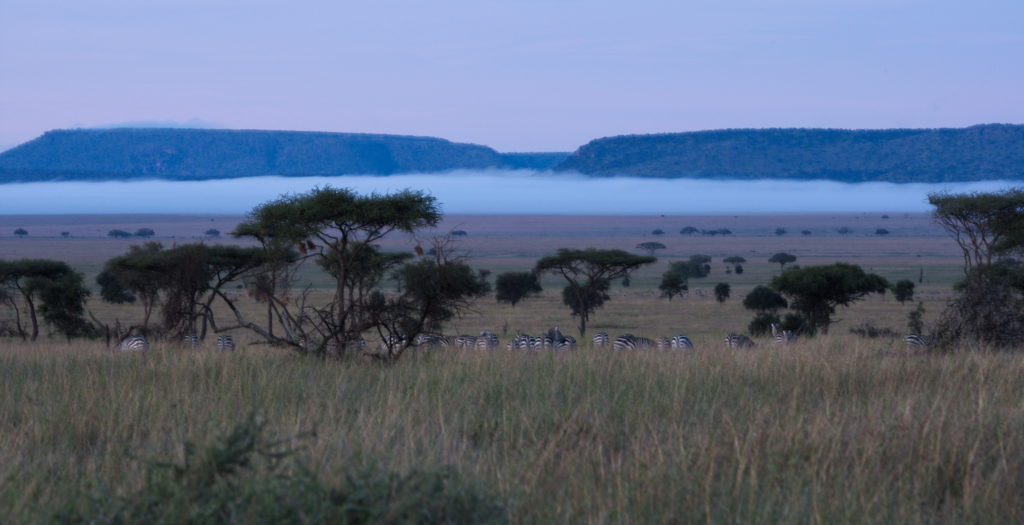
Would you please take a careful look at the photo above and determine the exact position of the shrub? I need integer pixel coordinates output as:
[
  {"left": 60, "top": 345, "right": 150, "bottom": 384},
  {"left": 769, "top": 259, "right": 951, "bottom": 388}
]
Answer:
[{"left": 56, "top": 414, "right": 509, "bottom": 524}]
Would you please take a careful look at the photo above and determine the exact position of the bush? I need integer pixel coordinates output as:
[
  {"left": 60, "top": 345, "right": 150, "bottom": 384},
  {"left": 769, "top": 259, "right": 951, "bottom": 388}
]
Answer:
[
  {"left": 748, "top": 312, "right": 780, "bottom": 336},
  {"left": 848, "top": 322, "right": 900, "bottom": 339},
  {"left": 108, "top": 229, "right": 132, "bottom": 238},
  {"left": 56, "top": 414, "right": 509, "bottom": 524}
]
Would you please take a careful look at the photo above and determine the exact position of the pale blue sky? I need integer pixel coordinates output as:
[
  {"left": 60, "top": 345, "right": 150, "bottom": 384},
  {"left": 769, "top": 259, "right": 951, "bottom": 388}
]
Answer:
[{"left": 1, "top": 0, "right": 1021, "bottom": 152}]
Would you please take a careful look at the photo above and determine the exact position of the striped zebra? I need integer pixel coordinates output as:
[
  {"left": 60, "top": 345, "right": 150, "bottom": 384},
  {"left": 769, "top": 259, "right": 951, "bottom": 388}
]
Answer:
[
  {"left": 770, "top": 323, "right": 798, "bottom": 345},
  {"left": 182, "top": 333, "right": 200, "bottom": 348},
  {"left": 216, "top": 335, "right": 236, "bottom": 351},
  {"left": 656, "top": 337, "right": 672, "bottom": 350},
  {"left": 614, "top": 334, "right": 654, "bottom": 351},
  {"left": 904, "top": 334, "right": 930, "bottom": 348},
  {"left": 454, "top": 334, "right": 478, "bottom": 349},
  {"left": 379, "top": 334, "right": 408, "bottom": 353},
  {"left": 555, "top": 335, "right": 577, "bottom": 351},
  {"left": 415, "top": 333, "right": 454, "bottom": 349},
  {"left": 593, "top": 332, "right": 610, "bottom": 347},
  {"left": 476, "top": 331, "right": 500, "bottom": 350},
  {"left": 506, "top": 332, "right": 531, "bottom": 351},
  {"left": 724, "top": 333, "right": 756, "bottom": 349},
  {"left": 671, "top": 335, "right": 694, "bottom": 350},
  {"left": 116, "top": 336, "right": 149, "bottom": 352}
]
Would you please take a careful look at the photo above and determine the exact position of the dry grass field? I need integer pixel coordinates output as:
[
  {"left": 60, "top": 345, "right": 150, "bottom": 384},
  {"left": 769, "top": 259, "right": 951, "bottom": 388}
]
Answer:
[{"left": 4, "top": 213, "right": 1021, "bottom": 523}]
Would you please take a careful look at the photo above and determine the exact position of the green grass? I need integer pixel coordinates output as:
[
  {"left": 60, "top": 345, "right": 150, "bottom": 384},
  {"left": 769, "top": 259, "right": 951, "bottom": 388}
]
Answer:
[{"left": 3, "top": 342, "right": 1023, "bottom": 523}]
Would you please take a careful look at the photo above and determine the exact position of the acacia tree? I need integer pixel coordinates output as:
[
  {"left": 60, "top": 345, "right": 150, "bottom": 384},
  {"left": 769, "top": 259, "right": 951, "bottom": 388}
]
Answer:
[
  {"left": 892, "top": 280, "right": 915, "bottom": 304},
  {"left": 231, "top": 186, "right": 488, "bottom": 359},
  {"left": 771, "top": 263, "right": 889, "bottom": 334},
  {"left": 769, "top": 252, "right": 797, "bottom": 271},
  {"left": 97, "top": 243, "right": 270, "bottom": 337},
  {"left": 0, "top": 259, "right": 92, "bottom": 341},
  {"left": 495, "top": 271, "right": 542, "bottom": 308},
  {"left": 636, "top": 241, "right": 666, "bottom": 256},
  {"left": 928, "top": 189, "right": 1024, "bottom": 347},
  {"left": 535, "top": 248, "right": 655, "bottom": 336},
  {"left": 742, "top": 285, "right": 790, "bottom": 335}
]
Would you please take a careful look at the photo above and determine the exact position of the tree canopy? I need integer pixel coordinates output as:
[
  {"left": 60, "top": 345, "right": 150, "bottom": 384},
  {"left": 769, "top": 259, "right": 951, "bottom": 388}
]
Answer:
[
  {"left": 535, "top": 248, "right": 655, "bottom": 336},
  {"left": 495, "top": 271, "right": 542, "bottom": 308},
  {"left": 771, "top": 263, "right": 889, "bottom": 334},
  {"left": 231, "top": 186, "right": 486, "bottom": 359},
  {"left": 769, "top": 252, "right": 798, "bottom": 271},
  {"left": 0, "top": 259, "right": 92, "bottom": 341}
]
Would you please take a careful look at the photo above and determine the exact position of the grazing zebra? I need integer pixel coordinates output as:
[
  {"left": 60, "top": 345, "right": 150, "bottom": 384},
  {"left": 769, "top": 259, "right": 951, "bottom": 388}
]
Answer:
[
  {"left": 724, "top": 333, "right": 756, "bottom": 349},
  {"left": 614, "top": 334, "right": 654, "bottom": 351},
  {"left": 506, "top": 332, "right": 531, "bottom": 351},
  {"left": 216, "top": 335, "right": 236, "bottom": 352},
  {"left": 770, "top": 323, "right": 798, "bottom": 345},
  {"left": 476, "top": 331, "right": 500, "bottom": 350},
  {"left": 555, "top": 335, "right": 578, "bottom": 351},
  {"left": 379, "top": 334, "right": 408, "bottom": 353},
  {"left": 656, "top": 337, "right": 672, "bottom": 350},
  {"left": 671, "top": 335, "right": 694, "bottom": 350},
  {"left": 182, "top": 333, "right": 200, "bottom": 348},
  {"left": 593, "top": 332, "right": 610, "bottom": 347},
  {"left": 415, "top": 333, "right": 454, "bottom": 349},
  {"left": 454, "top": 334, "right": 478, "bottom": 349},
  {"left": 116, "top": 336, "right": 149, "bottom": 352},
  {"left": 904, "top": 334, "right": 930, "bottom": 348}
]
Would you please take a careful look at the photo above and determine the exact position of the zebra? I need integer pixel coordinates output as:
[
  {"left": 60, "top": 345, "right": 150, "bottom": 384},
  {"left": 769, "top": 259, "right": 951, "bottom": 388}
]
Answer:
[
  {"left": 656, "top": 337, "right": 672, "bottom": 350},
  {"left": 555, "top": 335, "right": 578, "bottom": 351},
  {"left": 182, "top": 333, "right": 200, "bottom": 348},
  {"left": 614, "top": 334, "right": 654, "bottom": 351},
  {"left": 506, "top": 332, "right": 531, "bottom": 351},
  {"left": 379, "top": 334, "right": 408, "bottom": 353},
  {"left": 476, "top": 331, "right": 500, "bottom": 350},
  {"left": 454, "top": 334, "right": 478, "bottom": 349},
  {"left": 904, "top": 334, "right": 930, "bottom": 348},
  {"left": 671, "top": 335, "right": 694, "bottom": 350},
  {"left": 593, "top": 332, "right": 610, "bottom": 347},
  {"left": 415, "top": 333, "right": 454, "bottom": 349},
  {"left": 116, "top": 336, "right": 149, "bottom": 352},
  {"left": 216, "top": 335, "right": 236, "bottom": 351},
  {"left": 724, "top": 333, "right": 756, "bottom": 349},
  {"left": 770, "top": 323, "right": 798, "bottom": 345}
]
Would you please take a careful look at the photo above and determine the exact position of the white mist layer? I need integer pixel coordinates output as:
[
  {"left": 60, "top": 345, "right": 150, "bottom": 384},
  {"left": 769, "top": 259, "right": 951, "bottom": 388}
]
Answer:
[{"left": 1, "top": 171, "right": 1019, "bottom": 215}]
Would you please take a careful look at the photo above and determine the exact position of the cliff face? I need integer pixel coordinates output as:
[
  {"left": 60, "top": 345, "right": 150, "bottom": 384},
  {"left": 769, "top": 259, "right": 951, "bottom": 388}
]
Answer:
[
  {"left": 0, "top": 128, "right": 555, "bottom": 181},
  {"left": 555, "top": 124, "right": 1024, "bottom": 182}
]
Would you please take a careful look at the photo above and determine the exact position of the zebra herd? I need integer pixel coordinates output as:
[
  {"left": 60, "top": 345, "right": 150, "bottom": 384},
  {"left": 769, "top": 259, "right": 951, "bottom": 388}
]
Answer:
[
  {"left": 113, "top": 326, "right": 931, "bottom": 353},
  {"left": 114, "top": 333, "right": 235, "bottom": 352}
]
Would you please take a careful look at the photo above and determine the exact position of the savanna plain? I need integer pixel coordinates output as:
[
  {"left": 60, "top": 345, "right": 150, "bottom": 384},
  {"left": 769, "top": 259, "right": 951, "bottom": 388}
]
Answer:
[{"left": 2, "top": 213, "right": 1022, "bottom": 523}]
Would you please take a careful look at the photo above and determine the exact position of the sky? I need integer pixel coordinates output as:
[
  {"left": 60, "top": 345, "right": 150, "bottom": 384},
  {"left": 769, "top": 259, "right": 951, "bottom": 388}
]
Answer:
[{"left": 1, "top": 0, "right": 1022, "bottom": 152}]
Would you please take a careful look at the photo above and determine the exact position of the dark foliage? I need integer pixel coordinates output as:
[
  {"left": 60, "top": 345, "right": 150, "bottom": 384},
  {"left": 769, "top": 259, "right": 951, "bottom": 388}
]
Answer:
[
  {"left": 713, "top": 283, "right": 730, "bottom": 303},
  {"left": 0, "top": 128, "right": 563, "bottom": 182},
  {"left": 536, "top": 248, "right": 656, "bottom": 336},
  {"left": 555, "top": 124, "right": 1024, "bottom": 182},
  {"left": 893, "top": 279, "right": 915, "bottom": 304},
  {"left": 0, "top": 259, "right": 92, "bottom": 341},
  {"left": 772, "top": 263, "right": 889, "bottom": 334},
  {"left": 495, "top": 271, "right": 542, "bottom": 307},
  {"left": 55, "top": 414, "right": 508, "bottom": 525}
]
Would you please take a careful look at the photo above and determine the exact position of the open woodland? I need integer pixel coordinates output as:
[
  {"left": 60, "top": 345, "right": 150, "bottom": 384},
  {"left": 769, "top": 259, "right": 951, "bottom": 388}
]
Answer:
[{"left": 2, "top": 213, "right": 1023, "bottom": 523}]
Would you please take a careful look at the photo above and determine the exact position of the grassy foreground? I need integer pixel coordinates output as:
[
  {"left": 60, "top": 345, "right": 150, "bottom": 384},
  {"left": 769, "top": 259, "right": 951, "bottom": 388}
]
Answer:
[{"left": 2, "top": 341, "right": 1024, "bottom": 523}]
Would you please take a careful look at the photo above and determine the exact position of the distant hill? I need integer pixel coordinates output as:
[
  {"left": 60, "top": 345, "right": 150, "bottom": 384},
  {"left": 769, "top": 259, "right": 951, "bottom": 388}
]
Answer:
[
  {"left": 555, "top": 124, "right": 1024, "bottom": 182},
  {"left": 0, "top": 128, "right": 568, "bottom": 182}
]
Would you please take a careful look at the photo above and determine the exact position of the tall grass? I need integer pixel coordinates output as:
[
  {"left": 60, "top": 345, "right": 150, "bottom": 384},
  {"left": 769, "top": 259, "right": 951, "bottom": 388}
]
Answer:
[{"left": 3, "top": 340, "right": 1023, "bottom": 523}]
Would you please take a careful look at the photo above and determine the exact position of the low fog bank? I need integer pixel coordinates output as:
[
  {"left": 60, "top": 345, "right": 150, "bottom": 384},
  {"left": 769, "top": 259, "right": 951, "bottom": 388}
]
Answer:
[{"left": 1, "top": 170, "right": 1019, "bottom": 215}]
